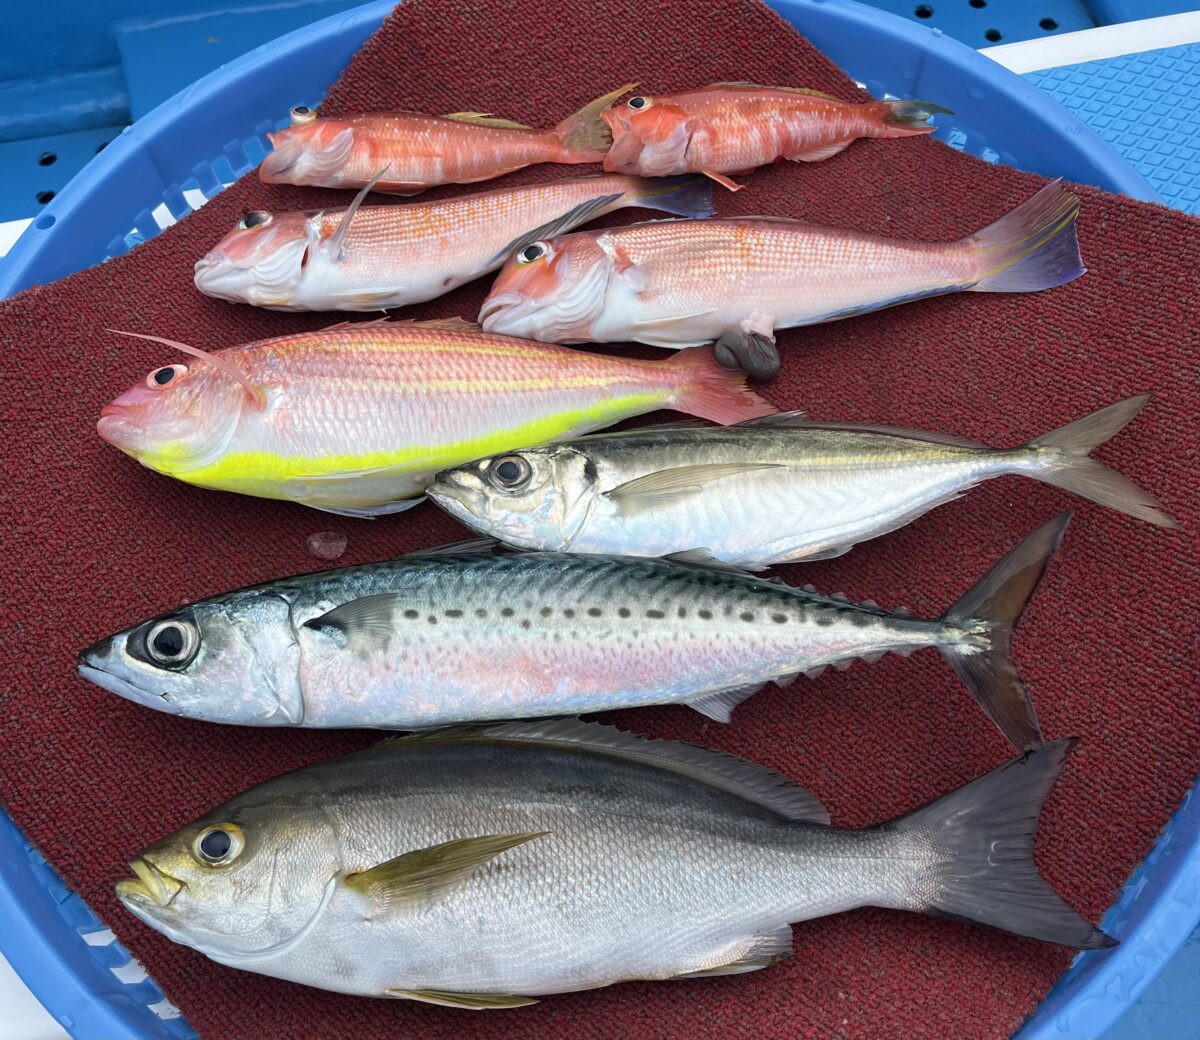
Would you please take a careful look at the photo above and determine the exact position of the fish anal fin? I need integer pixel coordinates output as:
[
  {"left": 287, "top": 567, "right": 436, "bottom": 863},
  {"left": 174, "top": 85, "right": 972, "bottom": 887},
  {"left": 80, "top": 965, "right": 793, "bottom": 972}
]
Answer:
[
  {"left": 788, "top": 140, "right": 852, "bottom": 163},
  {"left": 386, "top": 988, "right": 538, "bottom": 1009},
  {"left": 605, "top": 462, "right": 783, "bottom": 516},
  {"left": 687, "top": 683, "right": 764, "bottom": 723},
  {"left": 344, "top": 833, "right": 547, "bottom": 914},
  {"left": 673, "top": 925, "right": 794, "bottom": 979},
  {"left": 662, "top": 548, "right": 750, "bottom": 574},
  {"left": 703, "top": 169, "right": 745, "bottom": 192}
]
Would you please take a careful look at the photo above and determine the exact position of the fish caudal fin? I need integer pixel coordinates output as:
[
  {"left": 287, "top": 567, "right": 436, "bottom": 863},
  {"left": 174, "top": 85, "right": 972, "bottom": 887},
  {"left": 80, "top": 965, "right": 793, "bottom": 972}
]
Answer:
[
  {"left": 967, "top": 179, "right": 1085, "bottom": 293},
  {"left": 555, "top": 84, "right": 636, "bottom": 161},
  {"left": 876, "top": 99, "right": 952, "bottom": 136},
  {"left": 1027, "top": 396, "right": 1178, "bottom": 528},
  {"left": 886, "top": 739, "right": 1116, "bottom": 950},
  {"left": 632, "top": 174, "right": 716, "bottom": 219},
  {"left": 666, "top": 346, "right": 778, "bottom": 425},
  {"left": 938, "top": 514, "right": 1072, "bottom": 750}
]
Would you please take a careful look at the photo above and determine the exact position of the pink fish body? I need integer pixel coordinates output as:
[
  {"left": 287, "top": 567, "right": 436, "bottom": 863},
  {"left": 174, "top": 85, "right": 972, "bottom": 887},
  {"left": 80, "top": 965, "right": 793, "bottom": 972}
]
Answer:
[
  {"left": 260, "top": 87, "right": 631, "bottom": 195},
  {"left": 96, "top": 320, "right": 774, "bottom": 516},
  {"left": 602, "top": 83, "right": 948, "bottom": 188},
  {"left": 480, "top": 180, "right": 1084, "bottom": 380},
  {"left": 194, "top": 174, "right": 713, "bottom": 311}
]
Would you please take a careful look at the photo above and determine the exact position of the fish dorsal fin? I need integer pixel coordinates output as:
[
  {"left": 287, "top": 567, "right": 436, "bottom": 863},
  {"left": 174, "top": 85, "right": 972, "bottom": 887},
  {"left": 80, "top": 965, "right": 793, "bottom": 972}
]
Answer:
[
  {"left": 772, "top": 419, "right": 986, "bottom": 449},
  {"left": 485, "top": 192, "right": 623, "bottom": 267},
  {"left": 604, "top": 462, "right": 783, "bottom": 516},
  {"left": 318, "top": 315, "right": 395, "bottom": 334},
  {"left": 394, "top": 720, "right": 829, "bottom": 824},
  {"left": 386, "top": 989, "right": 538, "bottom": 1009},
  {"left": 344, "top": 832, "right": 546, "bottom": 913},
  {"left": 441, "top": 111, "right": 535, "bottom": 130},
  {"left": 390, "top": 316, "right": 484, "bottom": 333},
  {"left": 734, "top": 410, "right": 808, "bottom": 428},
  {"left": 705, "top": 82, "right": 843, "bottom": 101}
]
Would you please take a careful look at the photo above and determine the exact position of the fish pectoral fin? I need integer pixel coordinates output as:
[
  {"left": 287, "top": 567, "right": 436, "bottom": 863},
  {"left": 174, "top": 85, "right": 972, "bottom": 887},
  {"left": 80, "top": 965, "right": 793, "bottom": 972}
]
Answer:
[
  {"left": 344, "top": 832, "right": 548, "bottom": 912},
  {"left": 440, "top": 111, "right": 535, "bottom": 131},
  {"left": 630, "top": 308, "right": 719, "bottom": 329},
  {"left": 386, "top": 988, "right": 539, "bottom": 1009},
  {"left": 604, "top": 463, "right": 784, "bottom": 516},
  {"left": 686, "top": 683, "right": 765, "bottom": 724},
  {"left": 673, "top": 925, "right": 794, "bottom": 978},
  {"left": 484, "top": 193, "right": 624, "bottom": 267},
  {"left": 304, "top": 593, "right": 402, "bottom": 642},
  {"left": 701, "top": 169, "right": 745, "bottom": 192}
]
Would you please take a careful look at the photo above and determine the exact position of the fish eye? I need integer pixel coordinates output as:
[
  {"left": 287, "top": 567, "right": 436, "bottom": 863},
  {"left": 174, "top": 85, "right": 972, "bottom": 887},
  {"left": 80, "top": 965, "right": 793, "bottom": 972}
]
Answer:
[
  {"left": 145, "top": 364, "right": 188, "bottom": 389},
  {"left": 144, "top": 617, "right": 199, "bottom": 669},
  {"left": 488, "top": 454, "right": 533, "bottom": 490},
  {"left": 516, "top": 242, "right": 548, "bottom": 265},
  {"left": 627, "top": 96, "right": 652, "bottom": 111},
  {"left": 238, "top": 211, "right": 272, "bottom": 230},
  {"left": 194, "top": 824, "right": 245, "bottom": 866},
  {"left": 290, "top": 105, "right": 317, "bottom": 125}
]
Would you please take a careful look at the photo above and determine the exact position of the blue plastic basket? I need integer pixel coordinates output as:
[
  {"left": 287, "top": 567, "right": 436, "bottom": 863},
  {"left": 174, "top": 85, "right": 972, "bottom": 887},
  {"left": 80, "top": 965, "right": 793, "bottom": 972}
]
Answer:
[{"left": 0, "top": 2, "right": 1195, "bottom": 1038}]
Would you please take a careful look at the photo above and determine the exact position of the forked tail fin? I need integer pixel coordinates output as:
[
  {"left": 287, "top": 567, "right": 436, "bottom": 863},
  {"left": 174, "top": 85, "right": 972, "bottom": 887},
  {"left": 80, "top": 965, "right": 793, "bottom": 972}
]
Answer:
[
  {"left": 1027, "top": 395, "right": 1178, "bottom": 527},
  {"left": 884, "top": 739, "right": 1116, "bottom": 950},
  {"left": 666, "top": 345, "right": 778, "bottom": 426},
  {"left": 555, "top": 84, "right": 637, "bottom": 161},
  {"left": 877, "top": 99, "right": 953, "bottom": 136},
  {"left": 938, "top": 514, "right": 1072, "bottom": 750},
  {"left": 968, "top": 179, "right": 1085, "bottom": 293}
]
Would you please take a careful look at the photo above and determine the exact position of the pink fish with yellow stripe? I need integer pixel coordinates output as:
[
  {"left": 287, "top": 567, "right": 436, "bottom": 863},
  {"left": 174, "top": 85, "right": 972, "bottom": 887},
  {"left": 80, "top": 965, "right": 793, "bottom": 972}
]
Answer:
[
  {"left": 96, "top": 320, "right": 774, "bottom": 517},
  {"left": 259, "top": 87, "right": 631, "bottom": 196},
  {"left": 480, "top": 180, "right": 1084, "bottom": 380},
  {"left": 194, "top": 173, "right": 713, "bottom": 311},
  {"left": 601, "top": 83, "right": 949, "bottom": 190}
]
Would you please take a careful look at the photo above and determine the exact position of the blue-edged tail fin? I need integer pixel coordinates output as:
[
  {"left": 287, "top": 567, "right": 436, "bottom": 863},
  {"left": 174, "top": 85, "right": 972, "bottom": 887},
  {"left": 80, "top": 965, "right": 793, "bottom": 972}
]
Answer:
[{"left": 968, "top": 179, "right": 1084, "bottom": 293}]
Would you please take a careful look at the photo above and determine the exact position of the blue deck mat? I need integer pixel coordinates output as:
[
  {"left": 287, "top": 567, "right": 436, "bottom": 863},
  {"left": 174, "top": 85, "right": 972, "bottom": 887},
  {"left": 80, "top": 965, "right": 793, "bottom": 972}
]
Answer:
[{"left": 1025, "top": 43, "right": 1200, "bottom": 213}]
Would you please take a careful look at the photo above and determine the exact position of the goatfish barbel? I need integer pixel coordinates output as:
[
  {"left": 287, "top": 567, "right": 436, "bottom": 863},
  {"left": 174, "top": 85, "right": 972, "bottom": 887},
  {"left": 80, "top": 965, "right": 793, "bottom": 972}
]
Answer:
[
  {"left": 428, "top": 398, "right": 1175, "bottom": 569},
  {"left": 194, "top": 173, "right": 714, "bottom": 311},
  {"left": 259, "top": 88, "right": 632, "bottom": 195},
  {"left": 480, "top": 179, "right": 1084, "bottom": 380},
  {"left": 79, "top": 516, "right": 1071, "bottom": 749},
  {"left": 601, "top": 83, "right": 950, "bottom": 190},
  {"left": 115, "top": 720, "right": 1112, "bottom": 1006},
  {"left": 95, "top": 320, "right": 772, "bottom": 517}
]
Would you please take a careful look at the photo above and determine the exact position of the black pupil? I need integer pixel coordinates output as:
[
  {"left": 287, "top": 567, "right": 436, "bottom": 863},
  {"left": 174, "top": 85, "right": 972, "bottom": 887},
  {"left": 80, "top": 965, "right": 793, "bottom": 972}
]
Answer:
[
  {"left": 522, "top": 245, "right": 542, "bottom": 262},
  {"left": 244, "top": 212, "right": 268, "bottom": 228},
  {"left": 200, "top": 830, "right": 232, "bottom": 860},
  {"left": 496, "top": 460, "right": 523, "bottom": 484},
  {"left": 630, "top": 97, "right": 646, "bottom": 109},
  {"left": 153, "top": 368, "right": 175, "bottom": 386},
  {"left": 294, "top": 106, "right": 310, "bottom": 115},
  {"left": 153, "top": 624, "right": 184, "bottom": 658}
]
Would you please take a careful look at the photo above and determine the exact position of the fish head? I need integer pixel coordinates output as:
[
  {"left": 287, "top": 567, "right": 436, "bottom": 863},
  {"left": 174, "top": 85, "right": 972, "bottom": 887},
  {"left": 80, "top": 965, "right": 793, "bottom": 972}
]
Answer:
[
  {"left": 78, "top": 592, "right": 304, "bottom": 726},
  {"left": 194, "top": 209, "right": 317, "bottom": 308},
  {"left": 116, "top": 783, "right": 339, "bottom": 961},
  {"left": 602, "top": 95, "right": 692, "bottom": 176},
  {"left": 478, "top": 233, "right": 611, "bottom": 342},
  {"left": 260, "top": 118, "right": 356, "bottom": 186},
  {"left": 428, "top": 445, "right": 598, "bottom": 551},
  {"left": 97, "top": 354, "right": 250, "bottom": 476}
]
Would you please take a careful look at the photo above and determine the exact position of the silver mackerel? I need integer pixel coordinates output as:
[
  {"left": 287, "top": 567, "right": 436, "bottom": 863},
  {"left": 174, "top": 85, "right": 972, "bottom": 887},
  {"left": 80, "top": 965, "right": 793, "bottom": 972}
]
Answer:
[{"left": 80, "top": 517, "right": 1070, "bottom": 749}]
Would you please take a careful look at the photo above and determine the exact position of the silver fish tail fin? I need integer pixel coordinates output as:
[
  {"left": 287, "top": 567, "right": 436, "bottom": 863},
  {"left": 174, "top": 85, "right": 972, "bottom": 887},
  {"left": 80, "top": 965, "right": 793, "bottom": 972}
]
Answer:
[
  {"left": 967, "top": 179, "right": 1084, "bottom": 293},
  {"left": 1027, "top": 395, "right": 1178, "bottom": 528},
  {"left": 938, "top": 514, "right": 1072, "bottom": 751},
  {"left": 885, "top": 738, "right": 1115, "bottom": 950}
]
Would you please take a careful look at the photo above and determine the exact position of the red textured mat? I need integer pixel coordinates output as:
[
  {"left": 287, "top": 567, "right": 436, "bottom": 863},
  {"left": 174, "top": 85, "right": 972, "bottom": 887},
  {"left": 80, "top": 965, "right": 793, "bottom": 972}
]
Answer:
[{"left": 1, "top": 1, "right": 1198, "bottom": 1038}]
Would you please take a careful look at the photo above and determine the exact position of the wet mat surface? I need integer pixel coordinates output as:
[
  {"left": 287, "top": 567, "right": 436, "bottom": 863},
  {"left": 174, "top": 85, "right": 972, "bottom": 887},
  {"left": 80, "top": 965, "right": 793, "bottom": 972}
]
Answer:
[{"left": 1, "top": 1, "right": 1198, "bottom": 1037}]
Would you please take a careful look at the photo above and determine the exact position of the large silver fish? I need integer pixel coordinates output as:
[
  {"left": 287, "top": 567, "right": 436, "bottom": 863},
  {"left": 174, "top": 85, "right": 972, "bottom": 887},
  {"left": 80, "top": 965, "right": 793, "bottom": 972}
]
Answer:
[
  {"left": 427, "top": 397, "right": 1175, "bottom": 569},
  {"left": 79, "top": 518, "right": 1070, "bottom": 749},
  {"left": 115, "top": 721, "right": 1113, "bottom": 1006}
]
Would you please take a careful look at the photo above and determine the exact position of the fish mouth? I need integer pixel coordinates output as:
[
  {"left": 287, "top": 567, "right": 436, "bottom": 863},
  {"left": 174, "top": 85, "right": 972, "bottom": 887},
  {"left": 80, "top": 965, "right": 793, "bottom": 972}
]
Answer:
[
  {"left": 117, "top": 857, "right": 184, "bottom": 909},
  {"left": 478, "top": 293, "right": 534, "bottom": 336},
  {"left": 259, "top": 147, "right": 299, "bottom": 182},
  {"left": 77, "top": 660, "right": 175, "bottom": 713}
]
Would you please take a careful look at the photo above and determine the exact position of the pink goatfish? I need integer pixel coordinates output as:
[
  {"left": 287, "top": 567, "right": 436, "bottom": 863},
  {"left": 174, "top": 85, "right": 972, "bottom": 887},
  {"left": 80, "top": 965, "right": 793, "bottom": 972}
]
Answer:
[
  {"left": 602, "top": 83, "right": 949, "bottom": 190},
  {"left": 259, "top": 87, "right": 632, "bottom": 195},
  {"left": 96, "top": 320, "right": 774, "bottom": 517},
  {"left": 480, "top": 180, "right": 1084, "bottom": 380},
  {"left": 194, "top": 174, "right": 713, "bottom": 311}
]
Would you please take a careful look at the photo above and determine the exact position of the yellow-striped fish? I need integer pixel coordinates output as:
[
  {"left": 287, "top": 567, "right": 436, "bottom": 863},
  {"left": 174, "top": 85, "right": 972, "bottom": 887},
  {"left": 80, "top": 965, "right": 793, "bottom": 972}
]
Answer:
[{"left": 96, "top": 319, "right": 775, "bottom": 516}]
